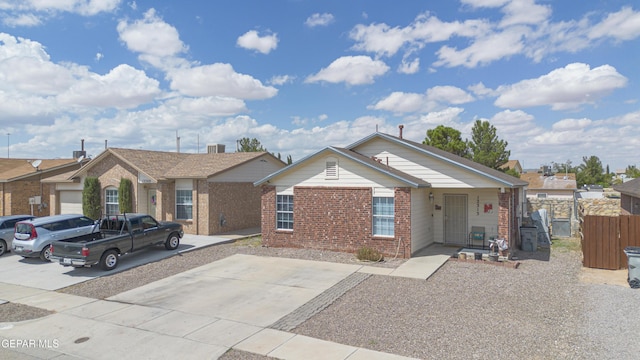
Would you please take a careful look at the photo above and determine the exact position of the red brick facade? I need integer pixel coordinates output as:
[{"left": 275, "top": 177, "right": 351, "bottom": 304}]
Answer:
[
  {"left": 260, "top": 185, "right": 413, "bottom": 258},
  {"left": 497, "top": 189, "right": 518, "bottom": 247}
]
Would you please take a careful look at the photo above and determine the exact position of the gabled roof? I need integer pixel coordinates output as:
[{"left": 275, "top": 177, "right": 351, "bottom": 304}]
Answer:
[
  {"left": 254, "top": 146, "right": 431, "bottom": 188},
  {"left": 165, "top": 152, "right": 275, "bottom": 179},
  {"left": 349, "top": 132, "right": 528, "bottom": 187},
  {"left": 500, "top": 160, "right": 522, "bottom": 172},
  {"left": 0, "top": 158, "right": 80, "bottom": 182},
  {"left": 613, "top": 177, "right": 640, "bottom": 197},
  {"left": 520, "top": 172, "right": 577, "bottom": 190},
  {"left": 71, "top": 147, "right": 278, "bottom": 182}
]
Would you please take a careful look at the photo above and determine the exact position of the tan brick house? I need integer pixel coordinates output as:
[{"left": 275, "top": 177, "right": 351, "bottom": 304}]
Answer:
[
  {"left": 0, "top": 158, "right": 84, "bottom": 217},
  {"left": 49, "top": 147, "right": 286, "bottom": 235},
  {"left": 255, "top": 132, "right": 528, "bottom": 258},
  {"left": 613, "top": 177, "right": 640, "bottom": 215}
]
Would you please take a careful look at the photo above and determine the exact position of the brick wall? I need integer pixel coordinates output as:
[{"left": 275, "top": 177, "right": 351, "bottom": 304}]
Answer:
[
  {"left": 208, "top": 182, "right": 261, "bottom": 234},
  {"left": 87, "top": 154, "right": 139, "bottom": 214},
  {"left": 4, "top": 180, "right": 51, "bottom": 216},
  {"left": 498, "top": 190, "right": 511, "bottom": 245},
  {"left": 260, "top": 185, "right": 413, "bottom": 258}
]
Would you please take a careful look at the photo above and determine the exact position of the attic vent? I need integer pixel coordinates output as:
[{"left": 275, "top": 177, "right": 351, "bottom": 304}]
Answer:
[
  {"left": 325, "top": 158, "right": 338, "bottom": 179},
  {"left": 207, "top": 144, "right": 225, "bottom": 153}
]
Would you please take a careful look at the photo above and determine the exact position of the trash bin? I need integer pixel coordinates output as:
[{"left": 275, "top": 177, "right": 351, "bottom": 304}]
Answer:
[
  {"left": 520, "top": 226, "right": 537, "bottom": 252},
  {"left": 623, "top": 246, "right": 640, "bottom": 289}
]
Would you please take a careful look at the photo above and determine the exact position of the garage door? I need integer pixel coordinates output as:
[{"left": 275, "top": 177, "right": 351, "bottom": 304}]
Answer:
[{"left": 60, "top": 190, "right": 83, "bottom": 214}]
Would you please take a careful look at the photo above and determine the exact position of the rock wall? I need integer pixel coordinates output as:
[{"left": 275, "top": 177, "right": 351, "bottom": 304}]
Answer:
[{"left": 577, "top": 198, "right": 621, "bottom": 217}]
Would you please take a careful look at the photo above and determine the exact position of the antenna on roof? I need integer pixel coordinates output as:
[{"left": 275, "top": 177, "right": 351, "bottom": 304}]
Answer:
[
  {"left": 31, "top": 159, "right": 42, "bottom": 171},
  {"left": 77, "top": 155, "right": 85, "bottom": 163}
]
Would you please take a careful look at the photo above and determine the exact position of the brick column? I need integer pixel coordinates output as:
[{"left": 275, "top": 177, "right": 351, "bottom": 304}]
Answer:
[{"left": 498, "top": 190, "right": 511, "bottom": 245}]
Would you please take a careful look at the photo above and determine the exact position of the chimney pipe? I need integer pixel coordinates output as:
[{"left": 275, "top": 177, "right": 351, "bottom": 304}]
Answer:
[
  {"left": 81, "top": 139, "right": 85, "bottom": 151},
  {"left": 398, "top": 124, "right": 404, "bottom": 139},
  {"left": 105, "top": 140, "right": 108, "bottom": 149}
]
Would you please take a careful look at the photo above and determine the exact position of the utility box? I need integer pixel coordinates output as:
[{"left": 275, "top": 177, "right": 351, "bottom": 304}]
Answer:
[{"left": 520, "top": 226, "right": 538, "bottom": 252}]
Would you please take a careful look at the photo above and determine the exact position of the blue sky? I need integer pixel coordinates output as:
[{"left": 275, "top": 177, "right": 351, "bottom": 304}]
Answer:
[{"left": 0, "top": 0, "right": 639, "bottom": 171}]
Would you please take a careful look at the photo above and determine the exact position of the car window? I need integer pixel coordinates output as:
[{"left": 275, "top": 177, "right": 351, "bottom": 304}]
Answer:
[
  {"left": 129, "top": 218, "right": 143, "bottom": 233},
  {"left": 0, "top": 221, "right": 7, "bottom": 230},
  {"left": 141, "top": 216, "right": 158, "bottom": 230},
  {"left": 15, "top": 223, "right": 34, "bottom": 235},
  {"left": 74, "top": 217, "right": 95, "bottom": 227}
]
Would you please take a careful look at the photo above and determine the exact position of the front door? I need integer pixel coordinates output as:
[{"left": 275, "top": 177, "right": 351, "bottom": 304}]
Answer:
[
  {"left": 148, "top": 190, "right": 157, "bottom": 218},
  {"left": 444, "top": 194, "right": 467, "bottom": 245}
]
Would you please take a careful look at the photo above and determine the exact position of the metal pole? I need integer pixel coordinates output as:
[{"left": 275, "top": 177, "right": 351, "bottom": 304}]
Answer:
[{"left": 6, "top": 133, "right": 9, "bottom": 158}]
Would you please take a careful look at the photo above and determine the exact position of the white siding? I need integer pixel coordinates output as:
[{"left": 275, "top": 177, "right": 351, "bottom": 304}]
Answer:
[
  {"left": 431, "top": 188, "right": 500, "bottom": 244},
  {"left": 411, "top": 188, "right": 433, "bottom": 253},
  {"left": 354, "top": 138, "right": 505, "bottom": 188},
  {"left": 268, "top": 152, "right": 407, "bottom": 189},
  {"left": 210, "top": 157, "right": 285, "bottom": 182}
]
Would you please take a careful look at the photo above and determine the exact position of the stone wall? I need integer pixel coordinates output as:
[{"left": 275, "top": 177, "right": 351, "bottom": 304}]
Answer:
[{"left": 577, "top": 198, "right": 621, "bottom": 217}]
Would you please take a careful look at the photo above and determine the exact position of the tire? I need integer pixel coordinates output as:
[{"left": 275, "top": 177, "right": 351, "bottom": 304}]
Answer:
[
  {"left": 100, "top": 250, "right": 119, "bottom": 271},
  {"left": 629, "top": 278, "right": 640, "bottom": 289},
  {"left": 40, "top": 246, "right": 52, "bottom": 261},
  {"left": 165, "top": 233, "right": 180, "bottom": 250},
  {"left": 0, "top": 240, "right": 6, "bottom": 256}
]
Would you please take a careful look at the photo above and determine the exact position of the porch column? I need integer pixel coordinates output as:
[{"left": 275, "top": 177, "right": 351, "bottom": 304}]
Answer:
[{"left": 498, "top": 190, "right": 511, "bottom": 245}]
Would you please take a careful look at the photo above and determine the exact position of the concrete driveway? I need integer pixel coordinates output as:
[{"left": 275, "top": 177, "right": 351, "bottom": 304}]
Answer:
[
  {"left": 0, "top": 254, "right": 421, "bottom": 359},
  {"left": 0, "top": 233, "right": 236, "bottom": 291}
]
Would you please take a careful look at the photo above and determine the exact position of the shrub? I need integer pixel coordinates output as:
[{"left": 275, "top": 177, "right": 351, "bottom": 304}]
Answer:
[
  {"left": 356, "top": 246, "right": 384, "bottom": 262},
  {"left": 82, "top": 177, "right": 102, "bottom": 220},
  {"left": 118, "top": 178, "right": 133, "bottom": 213}
]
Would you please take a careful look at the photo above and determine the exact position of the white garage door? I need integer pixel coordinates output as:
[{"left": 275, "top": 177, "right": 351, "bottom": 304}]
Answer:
[{"left": 60, "top": 190, "right": 83, "bottom": 214}]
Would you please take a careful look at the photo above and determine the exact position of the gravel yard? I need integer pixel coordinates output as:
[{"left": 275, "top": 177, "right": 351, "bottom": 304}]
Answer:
[{"left": 2, "top": 237, "right": 639, "bottom": 360}]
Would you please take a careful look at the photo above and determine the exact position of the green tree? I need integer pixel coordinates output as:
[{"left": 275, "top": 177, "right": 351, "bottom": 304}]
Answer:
[
  {"left": 626, "top": 165, "right": 640, "bottom": 178},
  {"left": 118, "top": 178, "right": 133, "bottom": 213},
  {"left": 467, "top": 120, "right": 510, "bottom": 169},
  {"left": 238, "top": 137, "right": 266, "bottom": 152},
  {"left": 423, "top": 125, "right": 469, "bottom": 158},
  {"left": 286, "top": 155, "right": 293, "bottom": 165},
  {"left": 576, "top": 155, "right": 608, "bottom": 188},
  {"left": 82, "top": 177, "right": 102, "bottom": 220}
]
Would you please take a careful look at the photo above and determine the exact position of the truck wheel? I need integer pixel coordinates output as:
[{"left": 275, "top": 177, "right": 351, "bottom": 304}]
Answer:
[
  {"left": 40, "top": 246, "right": 52, "bottom": 261},
  {"left": 100, "top": 250, "right": 118, "bottom": 271},
  {"left": 0, "top": 240, "right": 6, "bottom": 256},
  {"left": 165, "top": 233, "right": 180, "bottom": 250}
]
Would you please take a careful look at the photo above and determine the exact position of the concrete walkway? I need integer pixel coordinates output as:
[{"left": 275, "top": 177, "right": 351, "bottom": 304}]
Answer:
[{"left": 0, "top": 242, "right": 453, "bottom": 360}]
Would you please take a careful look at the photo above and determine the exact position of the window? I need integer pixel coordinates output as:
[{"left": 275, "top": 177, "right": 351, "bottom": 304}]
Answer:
[
  {"left": 105, "top": 188, "right": 119, "bottom": 215},
  {"left": 373, "top": 196, "right": 394, "bottom": 236},
  {"left": 276, "top": 194, "right": 294, "bottom": 230},
  {"left": 537, "top": 193, "right": 548, "bottom": 199},
  {"left": 176, "top": 190, "right": 193, "bottom": 220}
]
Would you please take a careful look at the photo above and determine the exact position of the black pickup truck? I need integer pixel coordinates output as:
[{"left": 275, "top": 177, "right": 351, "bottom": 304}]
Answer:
[{"left": 49, "top": 213, "right": 183, "bottom": 271}]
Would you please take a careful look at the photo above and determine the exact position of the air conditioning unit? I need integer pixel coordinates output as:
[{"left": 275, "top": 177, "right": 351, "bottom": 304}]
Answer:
[
  {"left": 29, "top": 196, "right": 41, "bottom": 205},
  {"left": 207, "top": 144, "right": 225, "bottom": 153}
]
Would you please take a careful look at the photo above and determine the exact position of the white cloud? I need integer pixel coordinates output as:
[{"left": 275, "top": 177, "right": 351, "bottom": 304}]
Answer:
[
  {"left": 551, "top": 118, "right": 592, "bottom": 131},
  {"left": 371, "top": 86, "right": 473, "bottom": 114},
  {"left": 117, "top": 8, "right": 188, "bottom": 58},
  {"left": 589, "top": 7, "right": 640, "bottom": 41},
  {"left": 236, "top": 30, "right": 278, "bottom": 54},
  {"left": 168, "top": 63, "right": 278, "bottom": 100},
  {"left": 305, "top": 13, "right": 334, "bottom": 28},
  {"left": 268, "top": 74, "right": 294, "bottom": 86},
  {"left": 0, "top": 0, "right": 120, "bottom": 26},
  {"left": 499, "top": 0, "right": 551, "bottom": 27},
  {"left": 305, "top": 56, "right": 389, "bottom": 85},
  {"left": 57, "top": 64, "right": 161, "bottom": 109},
  {"left": 495, "top": 63, "right": 628, "bottom": 110},
  {"left": 371, "top": 92, "right": 424, "bottom": 113},
  {"left": 467, "top": 82, "right": 497, "bottom": 98},
  {"left": 398, "top": 58, "right": 420, "bottom": 74}
]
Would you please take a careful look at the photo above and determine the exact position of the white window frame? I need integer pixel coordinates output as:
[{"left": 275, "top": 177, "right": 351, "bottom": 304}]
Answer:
[
  {"left": 537, "top": 193, "right": 548, "bottom": 199},
  {"left": 276, "top": 194, "right": 294, "bottom": 230},
  {"left": 175, "top": 179, "right": 193, "bottom": 220},
  {"left": 105, "top": 187, "right": 119, "bottom": 215},
  {"left": 372, "top": 188, "right": 394, "bottom": 237}
]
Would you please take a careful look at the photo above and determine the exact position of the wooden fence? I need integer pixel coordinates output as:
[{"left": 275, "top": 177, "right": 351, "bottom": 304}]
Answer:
[{"left": 581, "top": 215, "right": 640, "bottom": 270}]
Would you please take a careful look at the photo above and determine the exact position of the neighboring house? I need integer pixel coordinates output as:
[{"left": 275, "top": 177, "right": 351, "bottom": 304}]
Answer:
[
  {"left": 254, "top": 131, "right": 528, "bottom": 258},
  {"left": 613, "top": 178, "right": 640, "bottom": 214},
  {"left": 500, "top": 160, "right": 522, "bottom": 175},
  {"left": 48, "top": 147, "right": 286, "bottom": 235},
  {"left": 0, "top": 158, "right": 85, "bottom": 217},
  {"left": 520, "top": 172, "right": 577, "bottom": 199}
]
